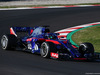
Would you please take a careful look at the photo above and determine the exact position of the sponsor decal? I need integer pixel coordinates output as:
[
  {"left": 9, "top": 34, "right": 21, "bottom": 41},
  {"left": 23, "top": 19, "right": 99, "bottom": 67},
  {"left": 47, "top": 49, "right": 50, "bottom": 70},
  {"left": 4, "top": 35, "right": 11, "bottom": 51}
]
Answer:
[{"left": 51, "top": 52, "right": 58, "bottom": 58}]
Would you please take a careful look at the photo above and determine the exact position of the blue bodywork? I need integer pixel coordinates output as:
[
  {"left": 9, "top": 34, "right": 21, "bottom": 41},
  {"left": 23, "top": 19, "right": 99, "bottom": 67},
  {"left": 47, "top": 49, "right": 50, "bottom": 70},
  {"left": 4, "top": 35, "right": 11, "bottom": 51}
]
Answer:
[{"left": 10, "top": 26, "right": 94, "bottom": 60}]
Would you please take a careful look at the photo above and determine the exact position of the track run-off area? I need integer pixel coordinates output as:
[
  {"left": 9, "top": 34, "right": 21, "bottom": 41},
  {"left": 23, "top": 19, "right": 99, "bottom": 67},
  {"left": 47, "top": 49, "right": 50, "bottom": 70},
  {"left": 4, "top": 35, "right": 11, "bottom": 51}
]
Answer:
[
  {"left": 56, "top": 22, "right": 100, "bottom": 46},
  {"left": 0, "top": 6, "right": 100, "bottom": 75}
]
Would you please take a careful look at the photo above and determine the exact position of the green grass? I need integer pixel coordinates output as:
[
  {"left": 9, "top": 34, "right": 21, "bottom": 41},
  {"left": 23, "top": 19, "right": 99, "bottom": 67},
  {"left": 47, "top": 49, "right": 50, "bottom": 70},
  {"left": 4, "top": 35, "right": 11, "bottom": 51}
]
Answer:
[
  {"left": 72, "top": 25, "right": 100, "bottom": 52},
  {"left": 0, "top": 3, "right": 100, "bottom": 8}
]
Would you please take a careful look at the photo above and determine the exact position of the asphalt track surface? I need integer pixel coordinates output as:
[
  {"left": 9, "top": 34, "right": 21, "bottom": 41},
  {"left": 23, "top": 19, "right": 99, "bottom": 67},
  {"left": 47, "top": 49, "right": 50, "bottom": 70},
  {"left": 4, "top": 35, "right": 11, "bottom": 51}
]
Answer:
[{"left": 0, "top": 7, "right": 100, "bottom": 75}]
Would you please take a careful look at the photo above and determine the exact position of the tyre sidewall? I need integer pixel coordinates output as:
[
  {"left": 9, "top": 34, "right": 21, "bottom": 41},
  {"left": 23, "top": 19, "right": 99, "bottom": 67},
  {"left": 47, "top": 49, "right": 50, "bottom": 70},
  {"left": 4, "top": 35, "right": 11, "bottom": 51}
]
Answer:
[
  {"left": 1, "top": 34, "right": 17, "bottom": 50},
  {"left": 79, "top": 43, "right": 94, "bottom": 57},
  {"left": 40, "top": 42, "right": 50, "bottom": 58},
  {"left": 1, "top": 35, "right": 8, "bottom": 50}
]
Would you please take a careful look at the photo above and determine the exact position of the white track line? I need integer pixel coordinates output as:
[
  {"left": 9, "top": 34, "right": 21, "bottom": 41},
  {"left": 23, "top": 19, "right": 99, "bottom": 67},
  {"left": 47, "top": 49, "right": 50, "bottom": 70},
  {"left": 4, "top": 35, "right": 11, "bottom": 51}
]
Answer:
[{"left": 0, "top": 5, "right": 100, "bottom": 10}]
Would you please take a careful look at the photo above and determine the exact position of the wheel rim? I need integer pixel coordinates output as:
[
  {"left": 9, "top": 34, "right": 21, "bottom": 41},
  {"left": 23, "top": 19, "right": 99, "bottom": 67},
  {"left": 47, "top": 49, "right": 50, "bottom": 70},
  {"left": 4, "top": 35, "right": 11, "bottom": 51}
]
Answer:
[
  {"left": 41, "top": 42, "right": 48, "bottom": 57},
  {"left": 42, "top": 44, "right": 47, "bottom": 55},
  {"left": 1, "top": 35, "right": 8, "bottom": 49},
  {"left": 79, "top": 44, "right": 94, "bottom": 57}
]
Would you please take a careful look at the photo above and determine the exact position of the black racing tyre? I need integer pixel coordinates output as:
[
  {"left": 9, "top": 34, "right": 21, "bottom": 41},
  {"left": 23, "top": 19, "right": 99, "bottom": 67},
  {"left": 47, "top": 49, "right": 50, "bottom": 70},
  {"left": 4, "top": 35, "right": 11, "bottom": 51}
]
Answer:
[
  {"left": 1, "top": 34, "right": 17, "bottom": 50},
  {"left": 40, "top": 42, "right": 56, "bottom": 58},
  {"left": 79, "top": 42, "right": 94, "bottom": 57}
]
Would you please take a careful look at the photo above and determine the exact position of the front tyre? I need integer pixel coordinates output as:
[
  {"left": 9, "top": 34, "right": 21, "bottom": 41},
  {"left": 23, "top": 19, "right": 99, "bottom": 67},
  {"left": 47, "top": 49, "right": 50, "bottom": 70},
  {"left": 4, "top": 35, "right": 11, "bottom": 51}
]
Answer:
[
  {"left": 1, "top": 34, "right": 17, "bottom": 50},
  {"left": 79, "top": 42, "right": 94, "bottom": 59},
  {"left": 40, "top": 42, "right": 56, "bottom": 58}
]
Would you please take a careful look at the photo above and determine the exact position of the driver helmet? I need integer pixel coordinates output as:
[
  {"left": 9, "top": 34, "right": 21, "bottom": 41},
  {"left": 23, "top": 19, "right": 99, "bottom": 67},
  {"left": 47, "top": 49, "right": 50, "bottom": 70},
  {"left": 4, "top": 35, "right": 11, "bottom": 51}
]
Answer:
[{"left": 47, "top": 35, "right": 56, "bottom": 39}]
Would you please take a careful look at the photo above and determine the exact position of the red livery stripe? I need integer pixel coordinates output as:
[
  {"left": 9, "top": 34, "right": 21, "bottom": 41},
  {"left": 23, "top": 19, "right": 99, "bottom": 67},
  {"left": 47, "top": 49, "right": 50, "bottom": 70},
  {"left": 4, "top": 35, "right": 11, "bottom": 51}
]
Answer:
[
  {"left": 72, "top": 45, "right": 77, "bottom": 48},
  {"left": 26, "top": 38, "right": 32, "bottom": 41},
  {"left": 10, "top": 27, "right": 17, "bottom": 37},
  {"left": 46, "top": 39, "right": 60, "bottom": 44}
]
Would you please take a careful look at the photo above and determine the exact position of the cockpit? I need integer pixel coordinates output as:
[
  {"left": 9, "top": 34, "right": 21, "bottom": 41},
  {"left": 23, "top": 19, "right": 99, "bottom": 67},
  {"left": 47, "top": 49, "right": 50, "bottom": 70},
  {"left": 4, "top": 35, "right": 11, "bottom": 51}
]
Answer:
[
  {"left": 31, "top": 27, "right": 42, "bottom": 36},
  {"left": 44, "top": 33, "right": 58, "bottom": 40},
  {"left": 31, "top": 27, "right": 50, "bottom": 36},
  {"left": 30, "top": 27, "right": 58, "bottom": 40}
]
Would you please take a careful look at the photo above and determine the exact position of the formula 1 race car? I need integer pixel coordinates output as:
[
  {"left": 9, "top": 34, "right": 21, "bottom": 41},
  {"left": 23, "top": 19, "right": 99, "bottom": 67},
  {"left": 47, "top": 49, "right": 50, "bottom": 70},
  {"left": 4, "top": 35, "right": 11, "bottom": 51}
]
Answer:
[{"left": 1, "top": 26, "right": 99, "bottom": 61}]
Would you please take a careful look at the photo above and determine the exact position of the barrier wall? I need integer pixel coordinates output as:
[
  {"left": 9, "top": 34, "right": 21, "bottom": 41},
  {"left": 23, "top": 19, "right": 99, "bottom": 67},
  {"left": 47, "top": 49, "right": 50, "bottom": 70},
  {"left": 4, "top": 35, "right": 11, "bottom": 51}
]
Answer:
[{"left": 0, "top": 0, "right": 100, "bottom": 6}]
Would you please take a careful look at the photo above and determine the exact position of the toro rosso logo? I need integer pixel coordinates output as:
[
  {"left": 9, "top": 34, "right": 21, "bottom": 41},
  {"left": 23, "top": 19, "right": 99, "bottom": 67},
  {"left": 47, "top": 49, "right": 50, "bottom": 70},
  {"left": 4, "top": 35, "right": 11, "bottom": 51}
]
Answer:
[{"left": 51, "top": 52, "right": 58, "bottom": 58}]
